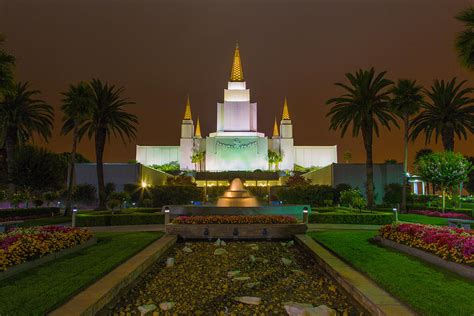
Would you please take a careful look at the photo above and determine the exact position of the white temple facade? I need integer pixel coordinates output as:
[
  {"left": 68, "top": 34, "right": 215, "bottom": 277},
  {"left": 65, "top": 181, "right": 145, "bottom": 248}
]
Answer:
[{"left": 136, "top": 44, "right": 337, "bottom": 171}]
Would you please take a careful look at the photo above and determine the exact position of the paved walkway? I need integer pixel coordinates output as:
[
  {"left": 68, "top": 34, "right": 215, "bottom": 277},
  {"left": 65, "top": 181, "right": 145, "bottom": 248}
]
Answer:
[{"left": 84, "top": 223, "right": 381, "bottom": 233}]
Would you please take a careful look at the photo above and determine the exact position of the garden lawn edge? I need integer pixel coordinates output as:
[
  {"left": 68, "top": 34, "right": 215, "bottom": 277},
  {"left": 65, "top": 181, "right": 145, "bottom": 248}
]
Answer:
[
  {"left": 0, "top": 238, "right": 97, "bottom": 281},
  {"left": 294, "top": 235, "right": 415, "bottom": 316},
  {"left": 49, "top": 234, "right": 177, "bottom": 316},
  {"left": 373, "top": 236, "right": 474, "bottom": 281}
]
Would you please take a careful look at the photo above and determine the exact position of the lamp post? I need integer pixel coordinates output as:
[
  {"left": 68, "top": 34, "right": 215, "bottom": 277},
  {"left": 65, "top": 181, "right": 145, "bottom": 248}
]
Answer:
[
  {"left": 72, "top": 206, "right": 78, "bottom": 228},
  {"left": 303, "top": 207, "right": 309, "bottom": 224},
  {"left": 392, "top": 207, "right": 398, "bottom": 223},
  {"left": 164, "top": 206, "right": 170, "bottom": 225}
]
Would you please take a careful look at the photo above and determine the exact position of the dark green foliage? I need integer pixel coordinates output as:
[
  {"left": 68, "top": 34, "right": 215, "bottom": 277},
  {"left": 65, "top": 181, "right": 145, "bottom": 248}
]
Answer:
[
  {"left": 0, "top": 34, "right": 15, "bottom": 95},
  {"left": 149, "top": 185, "right": 202, "bottom": 207},
  {"left": 72, "top": 184, "right": 96, "bottom": 204},
  {"left": 149, "top": 161, "right": 179, "bottom": 173},
  {"left": 0, "top": 207, "right": 60, "bottom": 219},
  {"left": 278, "top": 185, "right": 335, "bottom": 206},
  {"left": 11, "top": 145, "right": 67, "bottom": 191},
  {"left": 194, "top": 171, "right": 279, "bottom": 181},
  {"left": 166, "top": 175, "right": 195, "bottom": 186},
  {"left": 455, "top": 6, "right": 474, "bottom": 71},
  {"left": 383, "top": 183, "right": 403, "bottom": 205},
  {"left": 285, "top": 174, "right": 311, "bottom": 187},
  {"left": 308, "top": 212, "right": 394, "bottom": 224},
  {"left": 57, "top": 152, "right": 90, "bottom": 164},
  {"left": 76, "top": 211, "right": 164, "bottom": 226},
  {"left": 205, "top": 186, "right": 228, "bottom": 202},
  {"left": 105, "top": 182, "right": 116, "bottom": 199},
  {"left": 334, "top": 183, "right": 352, "bottom": 204},
  {"left": 466, "top": 156, "right": 474, "bottom": 194},
  {"left": 414, "top": 148, "right": 433, "bottom": 162}
]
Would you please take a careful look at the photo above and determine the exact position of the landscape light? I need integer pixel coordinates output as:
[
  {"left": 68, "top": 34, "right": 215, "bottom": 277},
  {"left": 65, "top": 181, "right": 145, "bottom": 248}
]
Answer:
[
  {"left": 141, "top": 181, "right": 148, "bottom": 188},
  {"left": 164, "top": 206, "right": 170, "bottom": 213},
  {"left": 392, "top": 207, "right": 398, "bottom": 222}
]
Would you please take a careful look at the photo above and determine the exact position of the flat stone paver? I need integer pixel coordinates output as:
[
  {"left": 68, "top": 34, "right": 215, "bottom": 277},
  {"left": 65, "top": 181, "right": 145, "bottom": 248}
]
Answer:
[
  {"left": 295, "top": 234, "right": 416, "bottom": 316},
  {"left": 49, "top": 234, "right": 177, "bottom": 316}
]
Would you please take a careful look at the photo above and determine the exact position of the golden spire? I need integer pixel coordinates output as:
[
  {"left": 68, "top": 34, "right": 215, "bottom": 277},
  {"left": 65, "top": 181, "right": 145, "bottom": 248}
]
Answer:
[
  {"left": 230, "top": 43, "right": 244, "bottom": 82},
  {"left": 183, "top": 95, "right": 192, "bottom": 120},
  {"left": 195, "top": 116, "right": 202, "bottom": 137},
  {"left": 282, "top": 97, "right": 290, "bottom": 120},
  {"left": 273, "top": 117, "right": 279, "bottom": 137}
]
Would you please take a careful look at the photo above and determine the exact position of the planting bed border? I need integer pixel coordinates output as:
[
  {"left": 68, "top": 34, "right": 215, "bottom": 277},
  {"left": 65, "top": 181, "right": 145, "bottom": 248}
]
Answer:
[
  {"left": 373, "top": 236, "right": 474, "bottom": 281},
  {"left": 50, "top": 234, "right": 177, "bottom": 316},
  {"left": 295, "top": 235, "right": 415, "bottom": 316},
  {"left": 0, "top": 238, "right": 97, "bottom": 281}
]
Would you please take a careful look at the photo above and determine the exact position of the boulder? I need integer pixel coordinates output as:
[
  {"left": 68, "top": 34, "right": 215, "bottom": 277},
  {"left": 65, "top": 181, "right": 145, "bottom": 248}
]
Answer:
[
  {"left": 137, "top": 304, "right": 157, "bottom": 316},
  {"left": 159, "top": 302, "right": 175, "bottom": 311},
  {"left": 234, "top": 296, "right": 262, "bottom": 305}
]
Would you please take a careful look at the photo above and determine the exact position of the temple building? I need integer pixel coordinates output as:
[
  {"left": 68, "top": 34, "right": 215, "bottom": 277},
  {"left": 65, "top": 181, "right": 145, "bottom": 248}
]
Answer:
[{"left": 136, "top": 44, "right": 337, "bottom": 171}]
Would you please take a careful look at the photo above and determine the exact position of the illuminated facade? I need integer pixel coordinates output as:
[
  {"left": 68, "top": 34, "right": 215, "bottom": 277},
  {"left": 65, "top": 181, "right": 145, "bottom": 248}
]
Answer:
[{"left": 136, "top": 44, "right": 337, "bottom": 171}]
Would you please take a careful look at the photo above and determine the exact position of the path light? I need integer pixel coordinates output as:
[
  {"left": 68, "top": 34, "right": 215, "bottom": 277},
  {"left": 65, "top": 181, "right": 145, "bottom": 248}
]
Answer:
[
  {"left": 164, "top": 206, "right": 170, "bottom": 224},
  {"left": 72, "top": 206, "right": 78, "bottom": 228},
  {"left": 303, "top": 207, "right": 309, "bottom": 224},
  {"left": 392, "top": 207, "right": 398, "bottom": 222},
  {"left": 141, "top": 181, "right": 148, "bottom": 189},
  {"left": 203, "top": 228, "right": 210, "bottom": 240}
]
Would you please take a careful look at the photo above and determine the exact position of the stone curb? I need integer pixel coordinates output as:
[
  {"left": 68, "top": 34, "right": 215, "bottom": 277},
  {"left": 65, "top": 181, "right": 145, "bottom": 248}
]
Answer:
[
  {"left": 374, "top": 236, "right": 474, "bottom": 281},
  {"left": 294, "top": 235, "right": 416, "bottom": 316},
  {"left": 49, "top": 234, "right": 177, "bottom": 316},
  {"left": 0, "top": 238, "right": 97, "bottom": 281}
]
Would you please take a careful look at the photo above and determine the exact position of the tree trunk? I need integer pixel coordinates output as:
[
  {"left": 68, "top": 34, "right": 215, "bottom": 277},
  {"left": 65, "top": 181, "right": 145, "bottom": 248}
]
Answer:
[
  {"left": 95, "top": 128, "right": 107, "bottom": 210},
  {"left": 5, "top": 127, "right": 17, "bottom": 192},
  {"left": 401, "top": 114, "right": 409, "bottom": 212},
  {"left": 65, "top": 125, "right": 79, "bottom": 215},
  {"left": 362, "top": 123, "right": 374, "bottom": 209},
  {"left": 441, "top": 128, "right": 454, "bottom": 151}
]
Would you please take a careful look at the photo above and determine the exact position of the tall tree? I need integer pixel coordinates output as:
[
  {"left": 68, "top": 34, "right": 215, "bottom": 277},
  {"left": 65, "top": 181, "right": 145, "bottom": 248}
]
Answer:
[
  {"left": 410, "top": 78, "right": 474, "bottom": 151},
  {"left": 455, "top": 6, "right": 474, "bottom": 71},
  {"left": 391, "top": 79, "right": 423, "bottom": 210},
  {"left": 79, "top": 79, "right": 137, "bottom": 210},
  {"left": 0, "top": 34, "right": 15, "bottom": 98},
  {"left": 327, "top": 68, "right": 397, "bottom": 209},
  {"left": 0, "top": 82, "right": 54, "bottom": 190},
  {"left": 61, "top": 82, "right": 94, "bottom": 214}
]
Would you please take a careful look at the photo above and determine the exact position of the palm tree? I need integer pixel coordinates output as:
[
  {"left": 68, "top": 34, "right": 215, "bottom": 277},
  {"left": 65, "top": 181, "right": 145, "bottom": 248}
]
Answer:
[
  {"left": 0, "top": 82, "right": 54, "bottom": 190},
  {"left": 327, "top": 68, "right": 397, "bottom": 209},
  {"left": 79, "top": 79, "right": 137, "bottom": 210},
  {"left": 268, "top": 150, "right": 282, "bottom": 170},
  {"left": 391, "top": 79, "right": 424, "bottom": 211},
  {"left": 455, "top": 6, "right": 474, "bottom": 71},
  {"left": 410, "top": 78, "right": 474, "bottom": 151},
  {"left": 0, "top": 34, "right": 15, "bottom": 98},
  {"left": 61, "top": 82, "right": 94, "bottom": 214}
]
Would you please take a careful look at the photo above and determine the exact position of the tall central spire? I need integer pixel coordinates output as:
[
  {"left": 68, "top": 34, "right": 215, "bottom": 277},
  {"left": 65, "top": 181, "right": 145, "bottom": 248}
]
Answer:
[
  {"left": 183, "top": 95, "right": 192, "bottom": 120},
  {"left": 230, "top": 43, "right": 244, "bottom": 82}
]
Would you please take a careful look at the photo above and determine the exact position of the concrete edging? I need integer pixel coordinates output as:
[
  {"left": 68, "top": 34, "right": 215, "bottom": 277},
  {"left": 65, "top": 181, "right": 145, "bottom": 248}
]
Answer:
[
  {"left": 0, "top": 238, "right": 97, "bottom": 281},
  {"left": 294, "top": 234, "right": 416, "bottom": 316},
  {"left": 49, "top": 234, "right": 177, "bottom": 316},
  {"left": 374, "top": 236, "right": 473, "bottom": 281}
]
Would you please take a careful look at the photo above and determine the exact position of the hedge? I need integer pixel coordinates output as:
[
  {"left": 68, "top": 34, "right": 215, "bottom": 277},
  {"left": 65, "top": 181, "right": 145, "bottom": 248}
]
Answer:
[
  {"left": 278, "top": 185, "right": 335, "bottom": 206},
  {"left": 309, "top": 212, "right": 394, "bottom": 225},
  {"left": 407, "top": 205, "right": 474, "bottom": 217},
  {"left": 0, "top": 207, "right": 60, "bottom": 220},
  {"left": 76, "top": 213, "right": 164, "bottom": 227}
]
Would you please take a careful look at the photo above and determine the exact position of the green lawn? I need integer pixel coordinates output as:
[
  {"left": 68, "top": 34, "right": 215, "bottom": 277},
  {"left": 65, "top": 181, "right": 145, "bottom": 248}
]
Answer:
[
  {"left": 308, "top": 231, "right": 474, "bottom": 316},
  {"left": 0, "top": 231, "right": 163, "bottom": 315},
  {"left": 17, "top": 215, "right": 72, "bottom": 227},
  {"left": 398, "top": 213, "right": 448, "bottom": 225}
]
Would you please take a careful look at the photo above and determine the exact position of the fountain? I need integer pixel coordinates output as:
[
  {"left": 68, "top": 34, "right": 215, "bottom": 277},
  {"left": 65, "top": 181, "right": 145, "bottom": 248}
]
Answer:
[{"left": 216, "top": 178, "right": 259, "bottom": 207}]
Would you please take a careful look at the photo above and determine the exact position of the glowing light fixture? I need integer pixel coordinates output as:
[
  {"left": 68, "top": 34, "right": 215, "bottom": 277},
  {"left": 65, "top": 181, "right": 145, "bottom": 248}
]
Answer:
[{"left": 141, "top": 181, "right": 148, "bottom": 188}]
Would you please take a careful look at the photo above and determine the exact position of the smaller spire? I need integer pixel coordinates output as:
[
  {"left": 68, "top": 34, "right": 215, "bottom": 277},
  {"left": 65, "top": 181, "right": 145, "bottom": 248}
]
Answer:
[
  {"left": 282, "top": 97, "right": 290, "bottom": 120},
  {"left": 273, "top": 117, "right": 279, "bottom": 137},
  {"left": 183, "top": 95, "right": 192, "bottom": 120},
  {"left": 195, "top": 116, "right": 202, "bottom": 137},
  {"left": 230, "top": 42, "right": 244, "bottom": 82}
]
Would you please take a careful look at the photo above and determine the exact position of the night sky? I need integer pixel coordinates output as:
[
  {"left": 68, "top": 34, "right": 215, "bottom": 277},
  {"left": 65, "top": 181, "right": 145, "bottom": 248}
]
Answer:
[{"left": 1, "top": 0, "right": 473, "bottom": 165}]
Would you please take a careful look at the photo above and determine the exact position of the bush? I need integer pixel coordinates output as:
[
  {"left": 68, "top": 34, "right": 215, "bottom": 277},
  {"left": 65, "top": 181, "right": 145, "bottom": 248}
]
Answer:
[
  {"left": 73, "top": 184, "right": 96, "bottom": 204},
  {"left": 149, "top": 186, "right": 202, "bottom": 207},
  {"left": 309, "top": 212, "right": 394, "bottom": 225},
  {"left": 340, "top": 188, "right": 366, "bottom": 209},
  {"left": 383, "top": 183, "right": 403, "bottom": 205},
  {"left": 278, "top": 185, "right": 335, "bottom": 206},
  {"left": 76, "top": 212, "right": 164, "bottom": 226},
  {"left": 334, "top": 183, "right": 352, "bottom": 204},
  {"left": 0, "top": 207, "right": 60, "bottom": 220}
]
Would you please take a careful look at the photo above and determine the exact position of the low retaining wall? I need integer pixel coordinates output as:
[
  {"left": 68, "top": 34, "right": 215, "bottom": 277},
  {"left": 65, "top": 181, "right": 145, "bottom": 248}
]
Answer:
[
  {"left": 0, "top": 238, "right": 97, "bottom": 281},
  {"left": 295, "top": 235, "right": 415, "bottom": 316},
  {"left": 162, "top": 205, "right": 311, "bottom": 221},
  {"left": 50, "top": 234, "right": 177, "bottom": 316},
  {"left": 374, "top": 236, "right": 474, "bottom": 281},
  {"left": 166, "top": 223, "right": 307, "bottom": 239}
]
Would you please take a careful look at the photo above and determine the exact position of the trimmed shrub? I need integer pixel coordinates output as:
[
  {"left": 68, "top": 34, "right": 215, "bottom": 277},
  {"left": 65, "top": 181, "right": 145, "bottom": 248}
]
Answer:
[
  {"left": 76, "top": 212, "right": 164, "bottom": 226},
  {"left": 0, "top": 207, "right": 60, "bottom": 220},
  {"left": 383, "top": 183, "right": 403, "bottom": 205},
  {"left": 278, "top": 185, "right": 335, "bottom": 206},
  {"left": 309, "top": 212, "right": 394, "bottom": 225},
  {"left": 150, "top": 186, "right": 202, "bottom": 207}
]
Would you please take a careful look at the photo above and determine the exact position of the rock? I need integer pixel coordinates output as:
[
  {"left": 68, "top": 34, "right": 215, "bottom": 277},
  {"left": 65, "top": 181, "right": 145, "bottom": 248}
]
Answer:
[
  {"left": 281, "top": 257, "right": 292, "bottom": 266},
  {"left": 182, "top": 246, "right": 193, "bottom": 253},
  {"left": 249, "top": 255, "right": 256, "bottom": 262},
  {"left": 227, "top": 270, "right": 241, "bottom": 278},
  {"left": 310, "top": 305, "right": 337, "bottom": 316},
  {"left": 159, "top": 302, "right": 175, "bottom": 311},
  {"left": 244, "top": 282, "right": 260, "bottom": 289},
  {"left": 166, "top": 257, "right": 174, "bottom": 267},
  {"left": 234, "top": 296, "right": 261, "bottom": 305},
  {"left": 137, "top": 304, "right": 157, "bottom": 316},
  {"left": 220, "top": 239, "right": 226, "bottom": 246},
  {"left": 214, "top": 238, "right": 226, "bottom": 246},
  {"left": 232, "top": 276, "right": 251, "bottom": 281},
  {"left": 283, "top": 302, "right": 314, "bottom": 316},
  {"left": 214, "top": 248, "right": 227, "bottom": 255}
]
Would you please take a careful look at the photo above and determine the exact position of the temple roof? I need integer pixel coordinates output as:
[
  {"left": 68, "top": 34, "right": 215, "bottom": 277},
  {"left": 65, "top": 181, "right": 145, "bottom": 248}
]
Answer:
[
  {"left": 183, "top": 95, "right": 192, "bottom": 120},
  {"left": 282, "top": 97, "right": 290, "bottom": 120},
  {"left": 273, "top": 117, "right": 279, "bottom": 137},
  {"left": 195, "top": 116, "right": 202, "bottom": 137},
  {"left": 230, "top": 43, "right": 244, "bottom": 82}
]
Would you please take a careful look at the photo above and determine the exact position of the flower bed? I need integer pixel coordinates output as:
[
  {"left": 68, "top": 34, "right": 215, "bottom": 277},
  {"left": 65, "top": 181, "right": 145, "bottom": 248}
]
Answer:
[
  {"left": 0, "top": 226, "right": 93, "bottom": 271},
  {"left": 172, "top": 215, "right": 297, "bottom": 225},
  {"left": 408, "top": 210, "right": 472, "bottom": 220},
  {"left": 379, "top": 223, "right": 473, "bottom": 266}
]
